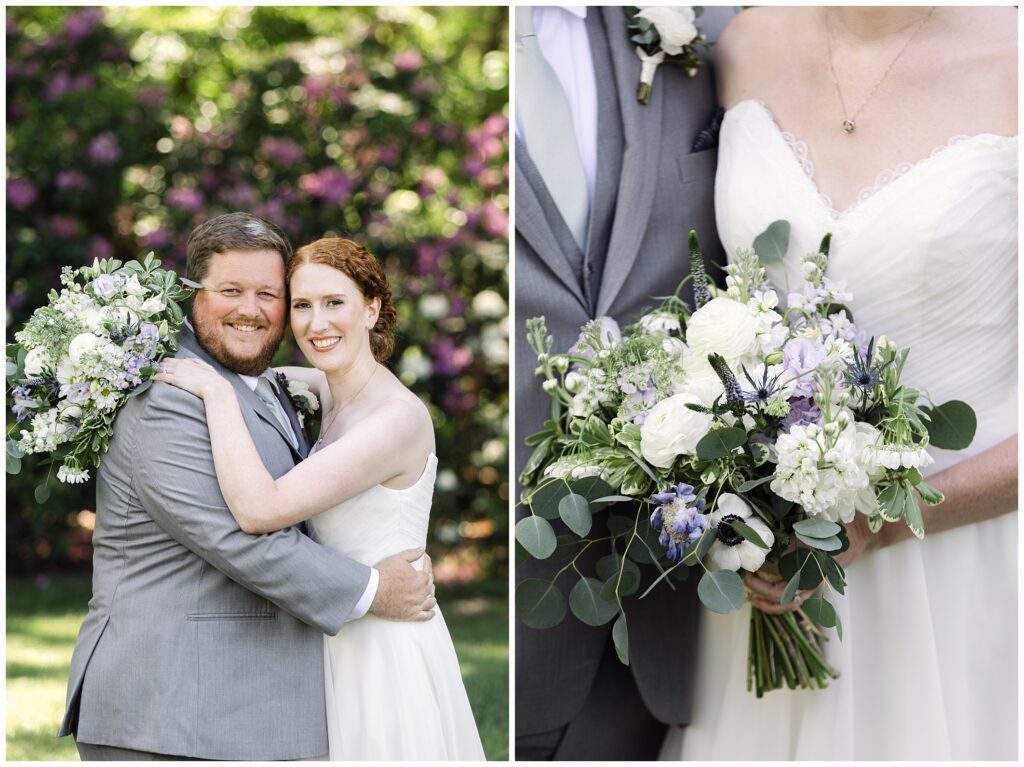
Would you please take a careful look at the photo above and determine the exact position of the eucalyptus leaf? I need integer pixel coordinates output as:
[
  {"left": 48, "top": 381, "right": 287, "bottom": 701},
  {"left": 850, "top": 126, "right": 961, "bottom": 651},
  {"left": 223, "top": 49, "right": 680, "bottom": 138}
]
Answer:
[
  {"left": 129, "top": 379, "right": 153, "bottom": 398},
  {"left": 752, "top": 219, "right": 791, "bottom": 264},
  {"left": 697, "top": 570, "right": 746, "bottom": 614},
  {"left": 6, "top": 440, "right": 25, "bottom": 459},
  {"left": 922, "top": 400, "right": 976, "bottom": 450},
  {"left": 695, "top": 427, "right": 747, "bottom": 460},
  {"left": 593, "top": 495, "right": 635, "bottom": 505},
  {"left": 778, "top": 548, "right": 823, "bottom": 590},
  {"left": 529, "top": 480, "right": 570, "bottom": 520},
  {"left": 736, "top": 475, "right": 774, "bottom": 493},
  {"left": 607, "top": 514, "right": 634, "bottom": 536},
  {"left": 569, "top": 476, "right": 616, "bottom": 510},
  {"left": 780, "top": 571, "right": 801, "bottom": 605},
  {"left": 794, "top": 532, "right": 842, "bottom": 551},
  {"left": 731, "top": 519, "right": 770, "bottom": 549},
  {"left": 596, "top": 554, "right": 641, "bottom": 587},
  {"left": 612, "top": 612, "right": 629, "bottom": 665},
  {"left": 770, "top": 495, "right": 794, "bottom": 521},
  {"left": 625, "top": 522, "right": 663, "bottom": 564},
  {"left": 835, "top": 607, "right": 844, "bottom": 640},
  {"left": 558, "top": 493, "right": 592, "bottom": 537},
  {"left": 682, "top": 528, "right": 716, "bottom": 565},
  {"left": 516, "top": 579, "right": 567, "bottom": 629},
  {"left": 792, "top": 518, "right": 841, "bottom": 538},
  {"left": 515, "top": 516, "right": 557, "bottom": 559},
  {"left": 569, "top": 577, "right": 620, "bottom": 626},
  {"left": 6, "top": 454, "right": 23, "bottom": 475},
  {"left": 6, "top": 358, "right": 18, "bottom": 378},
  {"left": 820, "top": 552, "right": 847, "bottom": 594},
  {"left": 34, "top": 483, "right": 51, "bottom": 504},
  {"left": 802, "top": 596, "right": 837, "bottom": 629}
]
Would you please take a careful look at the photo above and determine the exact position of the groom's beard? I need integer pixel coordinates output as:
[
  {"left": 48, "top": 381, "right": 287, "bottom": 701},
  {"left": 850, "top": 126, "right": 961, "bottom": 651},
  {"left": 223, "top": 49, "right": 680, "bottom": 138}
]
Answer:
[{"left": 191, "top": 311, "right": 285, "bottom": 377}]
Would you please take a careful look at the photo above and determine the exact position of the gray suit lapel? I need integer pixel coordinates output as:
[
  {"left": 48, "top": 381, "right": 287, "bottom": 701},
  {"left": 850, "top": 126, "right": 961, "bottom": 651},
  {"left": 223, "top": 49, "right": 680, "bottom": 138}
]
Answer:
[
  {"left": 595, "top": 5, "right": 666, "bottom": 318},
  {"left": 583, "top": 9, "right": 624, "bottom": 311},
  {"left": 177, "top": 329, "right": 304, "bottom": 461},
  {"left": 515, "top": 150, "right": 589, "bottom": 313}
]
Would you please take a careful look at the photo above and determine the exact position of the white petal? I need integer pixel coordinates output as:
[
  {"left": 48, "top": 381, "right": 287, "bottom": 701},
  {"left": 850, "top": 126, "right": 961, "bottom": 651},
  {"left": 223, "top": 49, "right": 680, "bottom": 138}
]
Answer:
[{"left": 707, "top": 541, "right": 741, "bottom": 572}]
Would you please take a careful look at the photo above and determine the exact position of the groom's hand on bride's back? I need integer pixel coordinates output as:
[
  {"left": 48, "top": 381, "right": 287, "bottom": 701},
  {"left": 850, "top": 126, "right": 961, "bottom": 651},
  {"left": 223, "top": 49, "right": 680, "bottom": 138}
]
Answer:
[{"left": 369, "top": 547, "right": 436, "bottom": 621}]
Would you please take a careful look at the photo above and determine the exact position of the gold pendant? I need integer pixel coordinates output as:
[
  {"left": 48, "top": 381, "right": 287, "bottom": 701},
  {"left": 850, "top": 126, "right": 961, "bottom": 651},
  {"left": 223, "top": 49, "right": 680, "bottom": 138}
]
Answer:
[{"left": 842, "top": 119, "right": 856, "bottom": 134}]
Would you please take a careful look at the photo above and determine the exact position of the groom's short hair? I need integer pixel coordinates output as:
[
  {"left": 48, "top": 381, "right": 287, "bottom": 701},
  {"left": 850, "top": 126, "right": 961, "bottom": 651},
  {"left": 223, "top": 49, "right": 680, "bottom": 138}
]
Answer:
[{"left": 185, "top": 213, "right": 293, "bottom": 282}]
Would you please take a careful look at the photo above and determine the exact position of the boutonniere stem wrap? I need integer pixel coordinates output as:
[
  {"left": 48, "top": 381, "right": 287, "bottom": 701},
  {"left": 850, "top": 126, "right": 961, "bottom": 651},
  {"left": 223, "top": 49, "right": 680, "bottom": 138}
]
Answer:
[{"left": 626, "top": 6, "right": 708, "bottom": 105}]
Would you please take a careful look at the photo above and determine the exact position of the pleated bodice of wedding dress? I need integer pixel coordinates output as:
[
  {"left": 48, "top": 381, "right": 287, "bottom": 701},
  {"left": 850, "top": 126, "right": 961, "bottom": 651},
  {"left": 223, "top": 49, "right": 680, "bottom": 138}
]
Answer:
[
  {"left": 309, "top": 452, "right": 485, "bottom": 760},
  {"left": 662, "top": 99, "right": 1017, "bottom": 760}
]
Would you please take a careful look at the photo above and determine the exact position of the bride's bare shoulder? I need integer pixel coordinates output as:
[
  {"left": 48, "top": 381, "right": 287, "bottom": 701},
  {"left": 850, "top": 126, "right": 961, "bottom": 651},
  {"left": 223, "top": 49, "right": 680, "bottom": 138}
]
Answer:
[{"left": 715, "top": 7, "right": 806, "bottom": 109}]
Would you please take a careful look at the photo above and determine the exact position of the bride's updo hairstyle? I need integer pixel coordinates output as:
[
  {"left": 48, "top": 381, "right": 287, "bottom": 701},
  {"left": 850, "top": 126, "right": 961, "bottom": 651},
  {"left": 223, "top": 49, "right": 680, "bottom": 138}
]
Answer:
[{"left": 288, "top": 237, "right": 397, "bottom": 363}]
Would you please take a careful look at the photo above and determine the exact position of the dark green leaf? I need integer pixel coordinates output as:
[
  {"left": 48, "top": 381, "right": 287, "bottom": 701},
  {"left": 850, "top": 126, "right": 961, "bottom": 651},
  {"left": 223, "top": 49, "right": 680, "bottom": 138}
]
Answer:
[
  {"left": 34, "top": 483, "right": 51, "bottom": 504},
  {"left": 695, "top": 427, "right": 747, "bottom": 460},
  {"left": 792, "top": 518, "right": 841, "bottom": 538},
  {"left": 780, "top": 571, "right": 801, "bottom": 605},
  {"left": 612, "top": 612, "right": 629, "bottom": 665},
  {"left": 625, "top": 522, "right": 662, "bottom": 564},
  {"left": 770, "top": 495, "right": 794, "bottom": 521},
  {"left": 819, "top": 552, "right": 846, "bottom": 594},
  {"left": 730, "top": 519, "right": 770, "bottom": 549},
  {"left": 596, "top": 554, "right": 641, "bottom": 590},
  {"left": 515, "top": 516, "right": 557, "bottom": 559},
  {"left": 516, "top": 579, "right": 567, "bottom": 629},
  {"left": 682, "top": 528, "right": 717, "bottom": 565},
  {"left": 569, "top": 476, "right": 616, "bottom": 510},
  {"left": 558, "top": 493, "right": 592, "bottom": 537},
  {"left": 753, "top": 219, "right": 790, "bottom": 264},
  {"left": 794, "top": 532, "right": 842, "bottom": 551},
  {"left": 697, "top": 570, "right": 745, "bottom": 614},
  {"left": 569, "top": 577, "right": 619, "bottom": 626},
  {"left": 922, "top": 400, "right": 977, "bottom": 450},
  {"left": 802, "top": 596, "right": 837, "bottom": 628},
  {"left": 607, "top": 514, "right": 635, "bottom": 536},
  {"left": 735, "top": 475, "right": 774, "bottom": 493},
  {"left": 778, "top": 548, "right": 823, "bottom": 590}
]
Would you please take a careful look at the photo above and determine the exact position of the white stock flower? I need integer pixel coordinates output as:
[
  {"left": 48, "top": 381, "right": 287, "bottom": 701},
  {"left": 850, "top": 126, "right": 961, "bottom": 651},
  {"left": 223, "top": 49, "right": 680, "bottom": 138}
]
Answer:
[
  {"left": 640, "top": 392, "right": 713, "bottom": 468},
  {"left": 686, "top": 296, "right": 758, "bottom": 365},
  {"left": 23, "top": 347, "right": 51, "bottom": 377},
  {"left": 636, "top": 7, "right": 698, "bottom": 55},
  {"left": 638, "top": 311, "right": 681, "bottom": 337},
  {"left": 57, "top": 464, "right": 90, "bottom": 484},
  {"left": 705, "top": 493, "right": 774, "bottom": 572}
]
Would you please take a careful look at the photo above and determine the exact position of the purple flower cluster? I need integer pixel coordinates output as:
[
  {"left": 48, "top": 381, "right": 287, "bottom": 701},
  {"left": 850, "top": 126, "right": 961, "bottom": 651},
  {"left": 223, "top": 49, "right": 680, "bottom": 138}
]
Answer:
[
  {"left": 11, "top": 384, "right": 35, "bottom": 422},
  {"left": 617, "top": 366, "right": 657, "bottom": 425},
  {"left": 650, "top": 483, "right": 708, "bottom": 562},
  {"left": 88, "top": 132, "right": 121, "bottom": 165}
]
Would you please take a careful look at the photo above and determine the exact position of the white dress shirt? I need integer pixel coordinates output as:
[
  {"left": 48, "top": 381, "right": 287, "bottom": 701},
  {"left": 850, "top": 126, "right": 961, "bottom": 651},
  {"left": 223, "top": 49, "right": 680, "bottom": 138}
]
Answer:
[
  {"left": 516, "top": 5, "right": 598, "bottom": 203},
  {"left": 238, "top": 371, "right": 379, "bottom": 622}
]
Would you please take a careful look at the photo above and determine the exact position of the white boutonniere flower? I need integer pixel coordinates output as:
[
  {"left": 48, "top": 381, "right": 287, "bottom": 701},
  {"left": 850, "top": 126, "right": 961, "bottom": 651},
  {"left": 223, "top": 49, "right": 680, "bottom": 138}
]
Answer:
[
  {"left": 275, "top": 372, "right": 319, "bottom": 428},
  {"left": 626, "top": 6, "right": 708, "bottom": 105}
]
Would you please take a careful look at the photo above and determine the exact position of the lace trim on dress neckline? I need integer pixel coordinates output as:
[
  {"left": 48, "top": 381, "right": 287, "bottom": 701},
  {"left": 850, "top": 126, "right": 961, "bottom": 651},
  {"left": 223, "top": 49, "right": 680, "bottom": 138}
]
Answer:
[{"left": 740, "top": 99, "right": 1017, "bottom": 220}]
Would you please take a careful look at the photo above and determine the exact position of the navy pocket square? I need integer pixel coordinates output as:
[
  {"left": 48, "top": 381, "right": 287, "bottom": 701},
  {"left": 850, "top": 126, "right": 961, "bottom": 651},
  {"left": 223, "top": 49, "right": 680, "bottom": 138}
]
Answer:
[{"left": 691, "top": 107, "right": 725, "bottom": 152}]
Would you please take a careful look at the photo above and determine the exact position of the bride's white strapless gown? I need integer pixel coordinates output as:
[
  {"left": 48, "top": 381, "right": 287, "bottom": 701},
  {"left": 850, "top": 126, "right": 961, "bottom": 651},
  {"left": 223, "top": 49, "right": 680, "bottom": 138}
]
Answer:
[
  {"left": 662, "top": 99, "right": 1018, "bottom": 760},
  {"left": 310, "top": 453, "right": 485, "bottom": 760}
]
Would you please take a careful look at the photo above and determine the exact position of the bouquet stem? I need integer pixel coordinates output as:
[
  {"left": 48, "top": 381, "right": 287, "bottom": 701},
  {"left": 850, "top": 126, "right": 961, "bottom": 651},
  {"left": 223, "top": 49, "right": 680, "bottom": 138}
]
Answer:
[{"left": 748, "top": 607, "right": 839, "bottom": 696}]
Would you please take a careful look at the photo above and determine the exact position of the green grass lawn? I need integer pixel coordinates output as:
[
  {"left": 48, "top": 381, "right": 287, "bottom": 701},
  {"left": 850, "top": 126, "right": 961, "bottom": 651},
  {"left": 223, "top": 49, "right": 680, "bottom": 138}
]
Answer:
[{"left": 6, "top": 575, "right": 508, "bottom": 761}]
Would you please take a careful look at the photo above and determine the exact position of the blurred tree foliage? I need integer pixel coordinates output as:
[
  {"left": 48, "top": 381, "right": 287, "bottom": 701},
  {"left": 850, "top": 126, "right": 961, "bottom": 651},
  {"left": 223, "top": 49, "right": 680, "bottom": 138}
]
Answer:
[{"left": 6, "top": 6, "right": 509, "bottom": 583}]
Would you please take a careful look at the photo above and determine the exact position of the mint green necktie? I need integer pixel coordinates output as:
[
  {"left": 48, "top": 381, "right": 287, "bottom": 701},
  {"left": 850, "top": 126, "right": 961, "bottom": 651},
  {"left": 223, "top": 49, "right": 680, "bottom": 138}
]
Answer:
[
  {"left": 516, "top": 6, "right": 590, "bottom": 253},
  {"left": 255, "top": 376, "right": 295, "bottom": 446}
]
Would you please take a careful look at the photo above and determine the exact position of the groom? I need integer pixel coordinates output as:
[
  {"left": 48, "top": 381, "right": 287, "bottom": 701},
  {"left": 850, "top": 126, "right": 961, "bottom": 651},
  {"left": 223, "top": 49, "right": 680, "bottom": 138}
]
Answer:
[
  {"left": 59, "top": 213, "right": 435, "bottom": 760},
  {"left": 515, "top": 6, "right": 735, "bottom": 760}
]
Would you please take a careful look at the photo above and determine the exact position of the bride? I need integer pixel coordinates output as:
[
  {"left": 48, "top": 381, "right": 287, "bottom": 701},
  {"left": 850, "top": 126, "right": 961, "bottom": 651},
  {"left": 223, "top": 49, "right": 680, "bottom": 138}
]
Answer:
[
  {"left": 662, "top": 6, "right": 1017, "bottom": 760},
  {"left": 156, "top": 237, "right": 485, "bottom": 760}
]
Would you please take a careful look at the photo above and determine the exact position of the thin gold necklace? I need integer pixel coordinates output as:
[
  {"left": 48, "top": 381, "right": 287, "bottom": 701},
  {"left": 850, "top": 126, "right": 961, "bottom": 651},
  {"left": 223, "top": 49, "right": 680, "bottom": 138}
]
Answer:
[
  {"left": 316, "top": 364, "right": 378, "bottom": 445},
  {"left": 826, "top": 7, "right": 936, "bottom": 135}
]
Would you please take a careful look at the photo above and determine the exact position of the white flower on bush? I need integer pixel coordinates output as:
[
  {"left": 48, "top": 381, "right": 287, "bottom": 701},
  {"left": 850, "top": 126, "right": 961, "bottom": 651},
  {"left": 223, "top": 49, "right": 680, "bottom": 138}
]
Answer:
[
  {"left": 123, "top": 274, "right": 147, "bottom": 297},
  {"left": 636, "top": 7, "right": 698, "bottom": 55},
  {"left": 686, "top": 296, "right": 758, "bottom": 365},
  {"left": 638, "top": 310, "right": 681, "bottom": 337},
  {"left": 640, "top": 392, "right": 713, "bottom": 468},
  {"left": 705, "top": 493, "right": 774, "bottom": 572},
  {"left": 24, "top": 347, "right": 52, "bottom": 377}
]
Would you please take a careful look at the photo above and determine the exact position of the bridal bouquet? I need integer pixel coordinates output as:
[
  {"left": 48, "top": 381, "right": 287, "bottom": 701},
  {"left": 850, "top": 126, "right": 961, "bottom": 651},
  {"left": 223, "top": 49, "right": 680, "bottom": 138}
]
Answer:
[
  {"left": 517, "top": 223, "right": 976, "bottom": 696},
  {"left": 6, "top": 253, "right": 192, "bottom": 496}
]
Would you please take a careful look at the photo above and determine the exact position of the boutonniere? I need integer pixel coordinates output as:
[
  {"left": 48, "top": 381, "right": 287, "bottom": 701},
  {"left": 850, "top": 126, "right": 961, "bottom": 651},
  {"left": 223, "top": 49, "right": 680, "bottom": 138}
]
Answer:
[
  {"left": 274, "top": 371, "right": 319, "bottom": 428},
  {"left": 626, "top": 7, "right": 710, "bottom": 105}
]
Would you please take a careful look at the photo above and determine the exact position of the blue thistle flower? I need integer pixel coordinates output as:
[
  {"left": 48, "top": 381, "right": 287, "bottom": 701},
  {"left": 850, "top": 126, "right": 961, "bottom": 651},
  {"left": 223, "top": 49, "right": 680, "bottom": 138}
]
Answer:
[
  {"left": 843, "top": 337, "right": 893, "bottom": 391},
  {"left": 738, "top": 364, "right": 785, "bottom": 405}
]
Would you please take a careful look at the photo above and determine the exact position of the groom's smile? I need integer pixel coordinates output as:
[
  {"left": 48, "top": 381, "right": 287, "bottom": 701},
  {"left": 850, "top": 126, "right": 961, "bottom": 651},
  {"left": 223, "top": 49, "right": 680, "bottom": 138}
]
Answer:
[{"left": 191, "top": 248, "right": 287, "bottom": 376}]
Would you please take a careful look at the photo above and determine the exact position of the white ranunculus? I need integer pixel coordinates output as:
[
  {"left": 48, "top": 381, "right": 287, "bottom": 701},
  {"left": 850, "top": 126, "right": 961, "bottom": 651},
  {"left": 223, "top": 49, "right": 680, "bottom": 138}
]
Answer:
[
  {"left": 705, "top": 493, "right": 775, "bottom": 572},
  {"left": 79, "top": 303, "right": 104, "bottom": 332},
  {"left": 68, "top": 332, "right": 103, "bottom": 364},
  {"left": 686, "top": 296, "right": 758, "bottom": 364},
  {"left": 636, "top": 7, "right": 698, "bottom": 55},
  {"left": 24, "top": 347, "right": 51, "bottom": 377},
  {"left": 640, "top": 392, "right": 713, "bottom": 468}
]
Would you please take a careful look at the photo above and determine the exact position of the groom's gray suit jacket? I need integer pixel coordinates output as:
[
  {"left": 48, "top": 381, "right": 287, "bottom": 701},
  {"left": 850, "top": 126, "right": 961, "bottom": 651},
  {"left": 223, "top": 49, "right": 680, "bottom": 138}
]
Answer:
[
  {"left": 515, "top": 6, "right": 734, "bottom": 738},
  {"left": 58, "top": 328, "right": 370, "bottom": 760}
]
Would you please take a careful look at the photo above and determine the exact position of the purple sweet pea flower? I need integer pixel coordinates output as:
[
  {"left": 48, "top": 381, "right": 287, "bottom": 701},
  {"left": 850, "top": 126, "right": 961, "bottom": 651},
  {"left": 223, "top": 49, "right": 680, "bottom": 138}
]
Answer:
[
  {"left": 782, "top": 396, "right": 822, "bottom": 429},
  {"left": 782, "top": 336, "right": 826, "bottom": 398},
  {"left": 166, "top": 187, "right": 204, "bottom": 214},
  {"left": 91, "top": 273, "right": 123, "bottom": 300},
  {"left": 394, "top": 50, "right": 423, "bottom": 72},
  {"left": 259, "top": 137, "right": 304, "bottom": 168},
  {"left": 44, "top": 70, "right": 72, "bottom": 102},
  {"left": 64, "top": 8, "right": 104, "bottom": 41},
  {"left": 89, "top": 132, "right": 121, "bottom": 165},
  {"left": 56, "top": 170, "right": 90, "bottom": 192}
]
